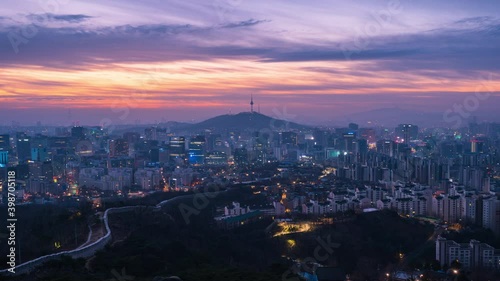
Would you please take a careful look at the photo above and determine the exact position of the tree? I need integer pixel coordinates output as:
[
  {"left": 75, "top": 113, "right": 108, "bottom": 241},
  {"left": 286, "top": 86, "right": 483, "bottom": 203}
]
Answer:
[
  {"left": 450, "top": 259, "right": 462, "bottom": 270},
  {"left": 430, "top": 260, "right": 441, "bottom": 271}
]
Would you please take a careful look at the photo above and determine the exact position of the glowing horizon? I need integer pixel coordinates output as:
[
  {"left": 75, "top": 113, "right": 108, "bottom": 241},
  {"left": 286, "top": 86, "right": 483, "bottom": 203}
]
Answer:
[{"left": 0, "top": 0, "right": 499, "bottom": 125}]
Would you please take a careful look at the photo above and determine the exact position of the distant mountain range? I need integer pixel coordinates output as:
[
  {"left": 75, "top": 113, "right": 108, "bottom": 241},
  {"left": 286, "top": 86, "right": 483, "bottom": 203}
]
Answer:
[
  {"left": 97, "top": 107, "right": 500, "bottom": 136},
  {"left": 325, "top": 107, "right": 454, "bottom": 127}
]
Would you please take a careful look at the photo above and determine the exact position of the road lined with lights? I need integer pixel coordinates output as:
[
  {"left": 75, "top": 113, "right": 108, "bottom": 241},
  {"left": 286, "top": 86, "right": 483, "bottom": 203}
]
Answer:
[{"left": 0, "top": 190, "right": 225, "bottom": 275}]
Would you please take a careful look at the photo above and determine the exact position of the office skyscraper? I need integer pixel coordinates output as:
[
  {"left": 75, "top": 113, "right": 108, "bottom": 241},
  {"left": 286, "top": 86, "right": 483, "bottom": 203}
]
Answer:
[
  {"left": 16, "top": 133, "right": 31, "bottom": 163},
  {"left": 397, "top": 124, "right": 418, "bottom": 143},
  {"left": 169, "top": 136, "right": 186, "bottom": 158},
  {"left": 71, "top": 126, "right": 85, "bottom": 139},
  {"left": 0, "top": 151, "right": 8, "bottom": 167},
  {"left": 0, "top": 134, "right": 9, "bottom": 151},
  {"left": 188, "top": 136, "right": 205, "bottom": 165}
]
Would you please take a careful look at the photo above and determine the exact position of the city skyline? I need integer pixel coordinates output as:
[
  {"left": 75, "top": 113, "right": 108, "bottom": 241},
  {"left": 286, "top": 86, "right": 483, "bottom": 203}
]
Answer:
[
  {"left": 2, "top": 2, "right": 500, "bottom": 280},
  {"left": 0, "top": 0, "right": 499, "bottom": 125}
]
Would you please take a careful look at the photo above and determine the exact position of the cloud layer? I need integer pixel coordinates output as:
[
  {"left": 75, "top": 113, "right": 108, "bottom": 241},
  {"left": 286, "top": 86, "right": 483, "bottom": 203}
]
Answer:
[{"left": 0, "top": 0, "right": 499, "bottom": 125}]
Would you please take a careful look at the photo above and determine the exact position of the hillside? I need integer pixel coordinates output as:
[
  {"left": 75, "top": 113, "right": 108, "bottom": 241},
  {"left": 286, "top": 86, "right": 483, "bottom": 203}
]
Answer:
[{"left": 185, "top": 111, "right": 309, "bottom": 132}]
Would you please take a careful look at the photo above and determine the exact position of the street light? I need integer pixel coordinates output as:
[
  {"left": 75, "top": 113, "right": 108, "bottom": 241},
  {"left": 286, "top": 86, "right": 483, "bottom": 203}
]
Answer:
[{"left": 452, "top": 269, "right": 459, "bottom": 281}]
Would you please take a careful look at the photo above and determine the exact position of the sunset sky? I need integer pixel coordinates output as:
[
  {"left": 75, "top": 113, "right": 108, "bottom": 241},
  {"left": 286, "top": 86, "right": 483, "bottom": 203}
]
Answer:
[{"left": 0, "top": 0, "right": 499, "bottom": 126}]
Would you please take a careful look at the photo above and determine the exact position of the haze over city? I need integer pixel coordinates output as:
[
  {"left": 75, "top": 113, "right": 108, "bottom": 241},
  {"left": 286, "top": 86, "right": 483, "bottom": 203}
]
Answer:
[{"left": 1, "top": 1, "right": 500, "bottom": 281}]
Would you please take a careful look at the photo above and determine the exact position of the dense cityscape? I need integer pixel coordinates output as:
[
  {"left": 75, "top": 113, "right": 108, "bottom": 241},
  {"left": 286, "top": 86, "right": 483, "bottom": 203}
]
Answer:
[
  {"left": 1, "top": 104, "right": 500, "bottom": 280},
  {"left": 1, "top": 0, "right": 500, "bottom": 280}
]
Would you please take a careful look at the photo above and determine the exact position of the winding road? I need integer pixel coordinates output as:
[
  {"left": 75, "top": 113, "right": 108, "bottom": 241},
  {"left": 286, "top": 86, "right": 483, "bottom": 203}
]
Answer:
[{"left": 0, "top": 190, "right": 223, "bottom": 276}]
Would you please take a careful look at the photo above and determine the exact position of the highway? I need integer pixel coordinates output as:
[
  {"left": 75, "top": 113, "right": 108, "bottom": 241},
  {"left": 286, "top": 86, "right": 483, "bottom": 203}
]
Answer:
[{"left": 0, "top": 190, "right": 224, "bottom": 275}]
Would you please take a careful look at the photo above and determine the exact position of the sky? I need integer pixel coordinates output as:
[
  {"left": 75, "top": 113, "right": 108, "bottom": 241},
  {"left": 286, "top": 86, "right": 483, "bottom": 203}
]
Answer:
[{"left": 0, "top": 0, "right": 499, "bottom": 126}]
